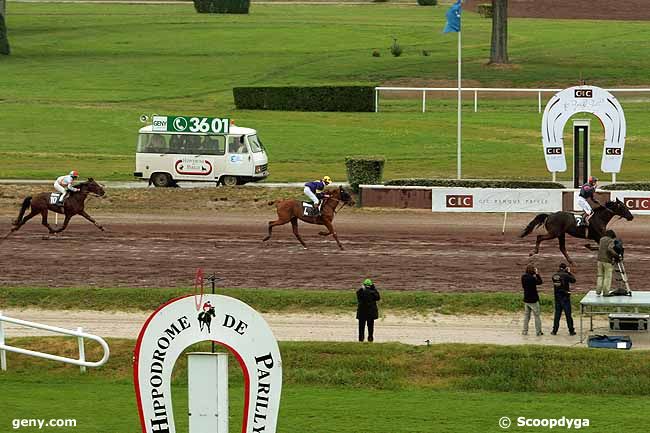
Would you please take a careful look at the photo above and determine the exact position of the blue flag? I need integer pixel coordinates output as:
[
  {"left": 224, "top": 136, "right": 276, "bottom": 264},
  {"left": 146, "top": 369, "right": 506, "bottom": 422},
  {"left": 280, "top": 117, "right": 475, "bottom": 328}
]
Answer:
[{"left": 444, "top": 0, "right": 462, "bottom": 33}]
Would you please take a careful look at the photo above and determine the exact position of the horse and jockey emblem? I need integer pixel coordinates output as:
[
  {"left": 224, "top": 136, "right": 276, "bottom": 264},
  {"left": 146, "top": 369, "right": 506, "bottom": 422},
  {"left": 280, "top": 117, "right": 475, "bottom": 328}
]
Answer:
[{"left": 197, "top": 301, "right": 216, "bottom": 332}]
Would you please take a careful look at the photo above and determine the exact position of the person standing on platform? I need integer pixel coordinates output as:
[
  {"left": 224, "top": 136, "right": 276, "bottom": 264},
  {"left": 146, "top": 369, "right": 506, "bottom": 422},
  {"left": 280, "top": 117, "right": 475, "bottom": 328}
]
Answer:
[
  {"left": 356, "top": 278, "right": 380, "bottom": 342},
  {"left": 551, "top": 263, "right": 576, "bottom": 336},
  {"left": 521, "top": 264, "right": 544, "bottom": 336},
  {"left": 596, "top": 230, "right": 621, "bottom": 296}
]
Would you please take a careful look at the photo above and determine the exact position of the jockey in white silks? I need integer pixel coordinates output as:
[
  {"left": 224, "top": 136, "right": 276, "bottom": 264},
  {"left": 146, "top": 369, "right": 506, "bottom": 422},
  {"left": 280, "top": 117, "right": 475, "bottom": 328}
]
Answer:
[{"left": 54, "top": 171, "right": 79, "bottom": 205}]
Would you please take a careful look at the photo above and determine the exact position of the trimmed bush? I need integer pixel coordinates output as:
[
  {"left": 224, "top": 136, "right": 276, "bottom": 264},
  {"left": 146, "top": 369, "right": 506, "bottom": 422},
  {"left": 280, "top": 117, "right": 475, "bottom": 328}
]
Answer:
[
  {"left": 390, "top": 38, "right": 402, "bottom": 57},
  {"left": 0, "top": 13, "right": 10, "bottom": 55},
  {"left": 345, "top": 157, "right": 385, "bottom": 193},
  {"left": 233, "top": 86, "right": 375, "bottom": 112},
  {"left": 477, "top": 3, "right": 493, "bottom": 18},
  {"left": 416, "top": 0, "right": 437, "bottom": 5},
  {"left": 193, "top": 0, "right": 250, "bottom": 14},
  {"left": 384, "top": 179, "right": 566, "bottom": 189},
  {"left": 602, "top": 183, "right": 650, "bottom": 191}
]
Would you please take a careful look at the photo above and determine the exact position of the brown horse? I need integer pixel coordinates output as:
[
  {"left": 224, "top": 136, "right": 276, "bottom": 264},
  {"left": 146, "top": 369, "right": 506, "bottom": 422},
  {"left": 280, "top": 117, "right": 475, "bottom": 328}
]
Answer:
[
  {"left": 8, "top": 178, "right": 106, "bottom": 236},
  {"left": 520, "top": 199, "right": 633, "bottom": 264},
  {"left": 263, "top": 186, "right": 354, "bottom": 250}
]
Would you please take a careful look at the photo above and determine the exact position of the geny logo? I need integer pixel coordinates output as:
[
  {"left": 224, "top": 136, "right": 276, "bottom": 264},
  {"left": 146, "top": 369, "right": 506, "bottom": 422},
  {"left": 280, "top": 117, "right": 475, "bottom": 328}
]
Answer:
[{"left": 446, "top": 195, "right": 473, "bottom": 208}]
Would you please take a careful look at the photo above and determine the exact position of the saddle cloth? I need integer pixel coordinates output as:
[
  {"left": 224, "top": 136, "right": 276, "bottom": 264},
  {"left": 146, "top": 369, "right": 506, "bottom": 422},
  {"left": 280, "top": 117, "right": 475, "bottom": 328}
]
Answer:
[
  {"left": 573, "top": 214, "right": 586, "bottom": 227},
  {"left": 50, "top": 193, "right": 62, "bottom": 205},
  {"left": 302, "top": 202, "right": 315, "bottom": 216}
]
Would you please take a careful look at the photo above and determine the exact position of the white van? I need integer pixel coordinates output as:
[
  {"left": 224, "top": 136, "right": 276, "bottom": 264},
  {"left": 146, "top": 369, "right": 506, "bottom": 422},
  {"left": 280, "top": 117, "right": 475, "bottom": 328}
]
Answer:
[{"left": 133, "top": 115, "right": 269, "bottom": 187}]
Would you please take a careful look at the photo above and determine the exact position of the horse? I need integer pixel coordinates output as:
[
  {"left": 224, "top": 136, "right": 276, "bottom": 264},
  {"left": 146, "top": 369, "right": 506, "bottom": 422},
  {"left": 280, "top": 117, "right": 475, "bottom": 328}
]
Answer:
[
  {"left": 8, "top": 178, "right": 106, "bottom": 236},
  {"left": 262, "top": 186, "right": 354, "bottom": 250},
  {"left": 198, "top": 307, "right": 216, "bottom": 332},
  {"left": 520, "top": 199, "right": 634, "bottom": 264}
]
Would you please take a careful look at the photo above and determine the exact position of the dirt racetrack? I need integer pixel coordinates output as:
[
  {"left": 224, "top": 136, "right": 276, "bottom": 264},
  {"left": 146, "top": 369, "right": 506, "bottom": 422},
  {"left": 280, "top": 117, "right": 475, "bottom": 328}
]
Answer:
[{"left": 1, "top": 210, "right": 647, "bottom": 292}]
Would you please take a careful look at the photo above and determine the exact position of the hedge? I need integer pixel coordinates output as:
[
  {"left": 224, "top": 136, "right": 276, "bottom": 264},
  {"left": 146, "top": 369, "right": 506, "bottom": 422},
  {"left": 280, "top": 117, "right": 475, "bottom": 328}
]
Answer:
[
  {"left": 0, "top": 13, "right": 10, "bottom": 55},
  {"left": 602, "top": 183, "right": 650, "bottom": 191},
  {"left": 416, "top": 0, "right": 437, "bottom": 5},
  {"left": 346, "top": 157, "right": 385, "bottom": 193},
  {"left": 193, "top": 0, "right": 249, "bottom": 14},
  {"left": 477, "top": 3, "right": 494, "bottom": 18},
  {"left": 233, "top": 86, "right": 375, "bottom": 112},
  {"left": 384, "top": 179, "right": 566, "bottom": 189}
]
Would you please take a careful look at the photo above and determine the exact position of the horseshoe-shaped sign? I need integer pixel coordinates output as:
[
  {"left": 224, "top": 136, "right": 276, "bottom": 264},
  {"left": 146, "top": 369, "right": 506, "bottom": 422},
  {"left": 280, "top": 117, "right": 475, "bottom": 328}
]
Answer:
[
  {"left": 134, "top": 294, "right": 282, "bottom": 433},
  {"left": 542, "top": 86, "right": 626, "bottom": 173}
]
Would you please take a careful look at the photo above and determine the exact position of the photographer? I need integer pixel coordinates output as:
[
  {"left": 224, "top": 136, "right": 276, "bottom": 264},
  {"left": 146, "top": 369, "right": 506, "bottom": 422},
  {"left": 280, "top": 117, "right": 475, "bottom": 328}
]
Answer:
[
  {"left": 521, "top": 264, "right": 543, "bottom": 336},
  {"left": 356, "top": 278, "right": 380, "bottom": 342},
  {"left": 551, "top": 263, "right": 576, "bottom": 336},
  {"left": 596, "top": 230, "right": 621, "bottom": 296}
]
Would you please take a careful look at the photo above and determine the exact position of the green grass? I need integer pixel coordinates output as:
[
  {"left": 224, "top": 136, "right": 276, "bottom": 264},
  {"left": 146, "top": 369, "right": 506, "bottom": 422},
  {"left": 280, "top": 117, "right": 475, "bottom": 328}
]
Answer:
[
  {"left": 1, "top": 339, "right": 650, "bottom": 432},
  {"left": 0, "top": 286, "right": 578, "bottom": 315},
  {"left": 1, "top": 4, "right": 650, "bottom": 181}
]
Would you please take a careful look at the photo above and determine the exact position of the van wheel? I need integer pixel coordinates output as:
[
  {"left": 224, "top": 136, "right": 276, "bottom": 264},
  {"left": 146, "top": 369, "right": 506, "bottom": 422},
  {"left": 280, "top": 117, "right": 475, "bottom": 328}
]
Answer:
[
  {"left": 221, "top": 176, "right": 238, "bottom": 187},
  {"left": 151, "top": 173, "right": 172, "bottom": 187}
]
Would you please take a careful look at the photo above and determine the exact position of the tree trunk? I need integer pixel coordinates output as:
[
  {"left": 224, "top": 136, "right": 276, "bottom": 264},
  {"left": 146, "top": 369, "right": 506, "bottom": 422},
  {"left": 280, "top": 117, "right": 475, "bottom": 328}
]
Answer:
[
  {"left": 0, "top": 0, "right": 10, "bottom": 55},
  {"left": 489, "top": 0, "right": 508, "bottom": 64}
]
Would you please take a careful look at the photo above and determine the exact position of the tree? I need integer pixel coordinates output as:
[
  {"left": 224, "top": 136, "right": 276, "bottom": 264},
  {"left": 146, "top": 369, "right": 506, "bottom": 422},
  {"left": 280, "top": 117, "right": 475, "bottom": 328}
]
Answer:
[
  {"left": 0, "top": 0, "right": 10, "bottom": 55},
  {"left": 489, "top": 0, "right": 508, "bottom": 64}
]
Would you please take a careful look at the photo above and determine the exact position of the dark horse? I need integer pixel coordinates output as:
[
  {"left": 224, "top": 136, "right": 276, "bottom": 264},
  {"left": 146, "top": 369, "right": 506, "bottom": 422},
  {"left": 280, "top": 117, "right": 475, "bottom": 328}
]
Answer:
[
  {"left": 198, "top": 307, "right": 216, "bottom": 332},
  {"left": 262, "top": 186, "right": 354, "bottom": 250},
  {"left": 9, "top": 178, "right": 106, "bottom": 236},
  {"left": 520, "top": 199, "right": 633, "bottom": 264}
]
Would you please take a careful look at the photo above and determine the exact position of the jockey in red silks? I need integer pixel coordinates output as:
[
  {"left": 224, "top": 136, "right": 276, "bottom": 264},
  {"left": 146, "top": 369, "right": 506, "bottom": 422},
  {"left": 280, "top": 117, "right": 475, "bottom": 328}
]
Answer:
[
  {"left": 53, "top": 171, "right": 79, "bottom": 206},
  {"left": 202, "top": 300, "right": 213, "bottom": 312}
]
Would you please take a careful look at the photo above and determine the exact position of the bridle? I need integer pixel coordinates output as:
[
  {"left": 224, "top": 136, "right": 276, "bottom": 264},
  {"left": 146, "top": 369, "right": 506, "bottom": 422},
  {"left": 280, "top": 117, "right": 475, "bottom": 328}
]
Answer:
[{"left": 322, "top": 193, "right": 350, "bottom": 214}]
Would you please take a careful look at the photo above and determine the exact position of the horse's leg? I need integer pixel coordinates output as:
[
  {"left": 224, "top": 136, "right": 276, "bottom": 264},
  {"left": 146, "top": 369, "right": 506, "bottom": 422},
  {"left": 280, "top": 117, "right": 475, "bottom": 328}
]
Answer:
[
  {"left": 263, "top": 217, "right": 289, "bottom": 242},
  {"left": 53, "top": 214, "right": 72, "bottom": 233},
  {"left": 290, "top": 218, "right": 307, "bottom": 249},
  {"left": 558, "top": 234, "right": 574, "bottom": 265},
  {"left": 318, "top": 230, "right": 332, "bottom": 236},
  {"left": 79, "top": 210, "right": 104, "bottom": 231},
  {"left": 11, "top": 209, "right": 39, "bottom": 232},
  {"left": 41, "top": 211, "right": 58, "bottom": 234},
  {"left": 531, "top": 233, "right": 556, "bottom": 256},
  {"left": 323, "top": 220, "right": 344, "bottom": 251}
]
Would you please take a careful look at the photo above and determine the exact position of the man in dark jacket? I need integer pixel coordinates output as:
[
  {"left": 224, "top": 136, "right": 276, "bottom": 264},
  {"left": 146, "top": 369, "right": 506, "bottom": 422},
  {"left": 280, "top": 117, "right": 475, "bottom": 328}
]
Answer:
[
  {"left": 551, "top": 263, "right": 576, "bottom": 336},
  {"left": 521, "top": 264, "right": 543, "bottom": 336},
  {"left": 356, "top": 278, "right": 380, "bottom": 342}
]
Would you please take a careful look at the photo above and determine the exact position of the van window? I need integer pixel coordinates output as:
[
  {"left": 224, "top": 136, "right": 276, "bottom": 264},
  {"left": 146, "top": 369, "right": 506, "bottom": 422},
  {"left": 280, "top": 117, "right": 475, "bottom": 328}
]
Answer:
[
  {"left": 248, "top": 135, "right": 264, "bottom": 153},
  {"left": 228, "top": 136, "right": 248, "bottom": 154},
  {"left": 138, "top": 134, "right": 225, "bottom": 155}
]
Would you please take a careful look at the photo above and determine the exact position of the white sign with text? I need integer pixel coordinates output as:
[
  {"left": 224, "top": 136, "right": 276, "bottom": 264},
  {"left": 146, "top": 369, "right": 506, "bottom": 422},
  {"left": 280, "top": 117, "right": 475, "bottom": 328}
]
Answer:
[{"left": 432, "top": 188, "right": 563, "bottom": 213}]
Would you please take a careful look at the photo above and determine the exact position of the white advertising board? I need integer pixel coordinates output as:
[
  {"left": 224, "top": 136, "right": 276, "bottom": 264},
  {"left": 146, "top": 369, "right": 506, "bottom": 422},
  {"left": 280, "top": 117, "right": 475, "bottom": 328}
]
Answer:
[
  {"left": 609, "top": 191, "right": 650, "bottom": 215},
  {"left": 432, "top": 188, "right": 563, "bottom": 213},
  {"left": 134, "top": 294, "right": 282, "bottom": 433}
]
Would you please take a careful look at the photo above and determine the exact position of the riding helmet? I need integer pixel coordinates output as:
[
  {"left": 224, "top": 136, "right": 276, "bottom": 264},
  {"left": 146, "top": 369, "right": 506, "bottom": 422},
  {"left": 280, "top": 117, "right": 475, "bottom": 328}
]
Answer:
[{"left": 70, "top": 170, "right": 79, "bottom": 178}]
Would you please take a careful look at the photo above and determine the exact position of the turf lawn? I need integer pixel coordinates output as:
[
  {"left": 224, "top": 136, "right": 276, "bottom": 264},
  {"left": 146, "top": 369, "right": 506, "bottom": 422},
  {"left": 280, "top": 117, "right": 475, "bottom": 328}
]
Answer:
[
  {"left": 1, "top": 4, "right": 649, "bottom": 182},
  {"left": 1, "top": 339, "right": 650, "bottom": 432}
]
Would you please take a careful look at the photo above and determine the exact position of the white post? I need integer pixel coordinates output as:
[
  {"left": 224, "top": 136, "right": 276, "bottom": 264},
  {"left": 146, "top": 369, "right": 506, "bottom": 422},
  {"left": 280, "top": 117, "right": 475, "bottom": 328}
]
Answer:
[
  {"left": 77, "top": 327, "right": 86, "bottom": 374},
  {"left": 422, "top": 90, "right": 426, "bottom": 113},
  {"left": 456, "top": 29, "right": 462, "bottom": 180},
  {"left": 374, "top": 89, "right": 378, "bottom": 113},
  {"left": 474, "top": 90, "right": 478, "bottom": 113},
  {"left": 612, "top": 173, "right": 616, "bottom": 184},
  {"left": 538, "top": 91, "right": 542, "bottom": 113},
  {"left": 188, "top": 352, "right": 228, "bottom": 433},
  {"left": 0, "top": 311, "right": 7, "bottom": 371},
  {"left": 552, "top": 171, "right": 556, "bottom": 182},
  {"left": 502, "top": 212, "right": 508, "bottom": 235}
]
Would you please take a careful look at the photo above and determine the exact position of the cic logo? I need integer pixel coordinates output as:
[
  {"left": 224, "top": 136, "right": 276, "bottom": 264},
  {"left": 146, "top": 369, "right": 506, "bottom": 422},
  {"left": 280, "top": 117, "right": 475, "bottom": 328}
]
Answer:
[
  {"left": 624, "top": 197, "right": 650, "bottom": 211},
  {"left": 574, "top": 89, "right": 593, "bottom": 98},
  {"left": 446, "top": 195, "right": 474, "bottom": 208},
  {"left": 546, "top": 147, "right": 562, "bottom": 155},
  {"left": 605, "top": 148, "right": 622, "bottom": 155}
]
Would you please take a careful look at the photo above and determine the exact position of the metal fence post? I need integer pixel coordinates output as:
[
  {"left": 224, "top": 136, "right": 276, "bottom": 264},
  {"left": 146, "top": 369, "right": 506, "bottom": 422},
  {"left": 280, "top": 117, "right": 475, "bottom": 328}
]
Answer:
[
  {"left": 0, "top": 311, "right": 7, "bottom": 371},
  {"left": 374, "top": 89, "right": 378, "bottom": 113},
  {"left": 422, "top": 90, "right": 426, "bottom": 113},
  {"left": 474, "top": 90, "right": 478, "bottom": 113},
  {"left": 538, "top": 91, "right": 542, "bottom": 113},
  {"left": 77, "top": 327, "right": 86, "bottom": 374}
]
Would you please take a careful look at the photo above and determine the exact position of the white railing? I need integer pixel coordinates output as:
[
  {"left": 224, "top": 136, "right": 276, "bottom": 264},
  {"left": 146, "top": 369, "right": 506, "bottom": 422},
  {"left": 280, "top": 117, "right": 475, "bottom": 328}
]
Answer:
[
  {"left": 374, "top": 87, "right": 650, "bottom": 114},
  {"left": 0, "top": 311, "right": 110, "bottom": 373}
]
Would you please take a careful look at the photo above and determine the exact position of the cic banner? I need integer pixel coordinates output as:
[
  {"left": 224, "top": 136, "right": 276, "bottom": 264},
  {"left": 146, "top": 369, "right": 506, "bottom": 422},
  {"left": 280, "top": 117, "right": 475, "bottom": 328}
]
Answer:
[{"left": 432, "top": 188, "right": 563, "bottom": 213}]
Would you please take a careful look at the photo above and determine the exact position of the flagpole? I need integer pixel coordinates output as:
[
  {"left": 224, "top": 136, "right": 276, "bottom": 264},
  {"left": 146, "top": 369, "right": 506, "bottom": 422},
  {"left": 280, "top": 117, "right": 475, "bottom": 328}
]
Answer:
[{"left": 457, "top": 25, "right": 462, "bottom": 180}]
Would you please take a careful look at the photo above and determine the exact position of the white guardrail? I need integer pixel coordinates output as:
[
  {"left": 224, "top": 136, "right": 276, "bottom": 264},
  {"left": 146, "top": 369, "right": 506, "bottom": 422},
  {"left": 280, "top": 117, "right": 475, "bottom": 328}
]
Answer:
[
  {"left": 374, "top": 87, "right": 650, "bottom": 113},
  {"left": 0, "top": 311, "right": 110, "bottom": 373}
]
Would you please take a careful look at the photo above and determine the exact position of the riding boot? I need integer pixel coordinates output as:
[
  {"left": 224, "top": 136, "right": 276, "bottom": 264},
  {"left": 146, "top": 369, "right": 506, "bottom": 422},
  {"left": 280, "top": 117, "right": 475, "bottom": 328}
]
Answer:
[
  {"left": 58, "top": 193, "right": 67, "bottom": 207},
  {"left": 312, "top": 203, "right": 320, "bottom": 216}
]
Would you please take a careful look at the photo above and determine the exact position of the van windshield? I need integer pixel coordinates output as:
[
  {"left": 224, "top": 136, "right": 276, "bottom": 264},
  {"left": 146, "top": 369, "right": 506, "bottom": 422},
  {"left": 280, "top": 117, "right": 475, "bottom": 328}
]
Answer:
[
  {"left": 248, "top": 135, "right": 265, "bottom": 153},
  {"left": 137, "top": 133, "right": 225, "bottom": 155}
]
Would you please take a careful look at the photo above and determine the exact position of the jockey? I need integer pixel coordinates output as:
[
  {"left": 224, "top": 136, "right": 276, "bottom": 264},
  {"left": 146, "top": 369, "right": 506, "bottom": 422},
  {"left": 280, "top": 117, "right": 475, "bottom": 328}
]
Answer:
[
  {"left": 577, "top": 176, "right": 599, "bottom": 226},
  {"left": 304, "top": 176, "right": 332, "bottom": 216},
  {"left": 53, "top": 171, "right": 80, "bottom": 206},
  {"left": 202, "top": 300, "right": 213, "bottom": 312}
]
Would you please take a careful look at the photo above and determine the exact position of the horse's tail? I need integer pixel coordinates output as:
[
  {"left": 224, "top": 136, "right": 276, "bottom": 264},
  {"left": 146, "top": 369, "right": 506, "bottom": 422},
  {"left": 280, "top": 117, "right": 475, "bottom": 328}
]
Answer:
[
  {"left": 520, "top": 213, "right": 549, "bottom": 238},
  {"left": 13, "top": 196, "right": 32, "bottom": 226}
]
